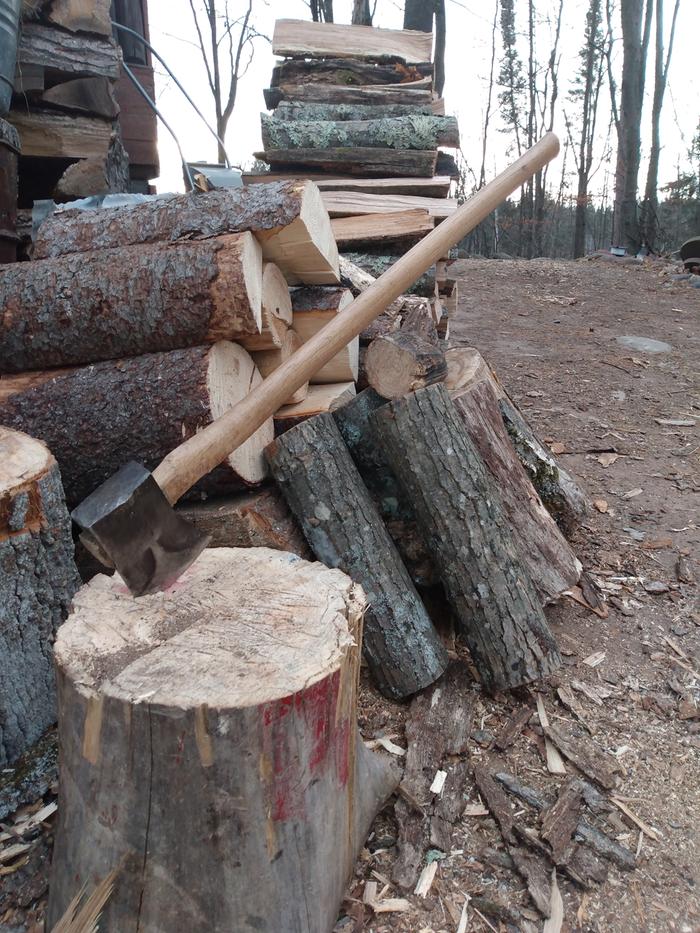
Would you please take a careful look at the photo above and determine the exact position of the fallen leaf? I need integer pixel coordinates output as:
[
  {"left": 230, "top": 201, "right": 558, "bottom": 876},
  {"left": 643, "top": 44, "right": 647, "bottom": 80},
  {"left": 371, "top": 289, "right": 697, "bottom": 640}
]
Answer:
[
  {"left": 593, "top": 499, "right": 609, "bottom": 513},
  {"left": 597, "top": 452, "right": 619, "bottom": 467},
  {"left": 623, "top": 487, "right": 643, "bottom": 499}
]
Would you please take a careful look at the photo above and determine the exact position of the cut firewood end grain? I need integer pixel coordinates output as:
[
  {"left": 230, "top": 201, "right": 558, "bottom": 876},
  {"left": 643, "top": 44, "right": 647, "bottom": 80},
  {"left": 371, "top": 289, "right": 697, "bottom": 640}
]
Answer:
[{"left": 542, "top": 871, "right": 564, "bottom": 933}]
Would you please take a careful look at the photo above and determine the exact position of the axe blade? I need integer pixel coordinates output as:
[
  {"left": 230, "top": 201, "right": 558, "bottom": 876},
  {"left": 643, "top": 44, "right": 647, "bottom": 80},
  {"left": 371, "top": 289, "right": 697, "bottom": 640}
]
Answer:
[{"left": 72, "top": 462, "right": 210, "bottom": 597}]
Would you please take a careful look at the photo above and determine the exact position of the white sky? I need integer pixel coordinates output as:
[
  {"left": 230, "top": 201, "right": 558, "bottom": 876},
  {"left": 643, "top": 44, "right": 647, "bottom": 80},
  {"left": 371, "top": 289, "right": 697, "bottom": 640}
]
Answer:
[{"left": 147, "top": 0, "right": 699, "bottom": 201}]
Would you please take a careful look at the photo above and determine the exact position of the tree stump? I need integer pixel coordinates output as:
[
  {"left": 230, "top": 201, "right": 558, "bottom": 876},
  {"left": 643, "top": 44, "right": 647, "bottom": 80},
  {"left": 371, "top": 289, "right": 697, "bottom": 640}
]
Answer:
[
  {"left": 372, "top": 385, "right": 561, "bottom": 692},
  {"left": 267, "top": 414, "right": 448, "bottom": 699},
  {"left": 0, "top": 427, "right": 80, "bottom": 766},
  {"left": 47, "top": 548, "right": 398, "bottom": 933},
  {"left": 0, "top": 342, "right": 273, "bottom": 507}
]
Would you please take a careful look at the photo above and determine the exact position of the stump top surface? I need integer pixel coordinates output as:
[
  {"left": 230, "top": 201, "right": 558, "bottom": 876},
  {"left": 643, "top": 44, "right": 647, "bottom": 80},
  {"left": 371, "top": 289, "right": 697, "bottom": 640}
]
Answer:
[
  {"left": 55, "top": 548, "right": 363, "bottom": 708},
  {"left": 0, "top": 426, "right": 53, "bottom": 494}
]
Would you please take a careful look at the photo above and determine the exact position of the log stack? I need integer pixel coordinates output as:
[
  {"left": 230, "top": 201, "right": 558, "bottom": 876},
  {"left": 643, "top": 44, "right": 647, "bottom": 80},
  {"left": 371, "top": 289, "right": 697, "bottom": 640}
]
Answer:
[{"left": 246, "top": 17, "right": 460, "bottom": 336}]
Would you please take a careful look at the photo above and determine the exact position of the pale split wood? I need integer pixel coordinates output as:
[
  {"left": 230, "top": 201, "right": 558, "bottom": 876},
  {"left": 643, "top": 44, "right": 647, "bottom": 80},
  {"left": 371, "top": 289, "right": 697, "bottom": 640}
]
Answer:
[
  {"left": 274, "top": 382, "right": 356, "bottom": 434},
  {"left": 323, "top": 191, "right": 457, "bottom": 219},
  {"left": 331, "top": 210, "right": 434, "bottom": 248},
  {"left": 10, "top": 109, "right": 112, "bottom": 159},
  {"left": 291, "top": 287, "right": 358, "bottom": 384},
  {"left": 272, "top": 18, "right": 434, "bottom": 64},
  {"left": 252, "top": 329, "right": 309, "bottom": 405},
  {"left": 244, "top": 174, "right": 453, "bottom": 198}
]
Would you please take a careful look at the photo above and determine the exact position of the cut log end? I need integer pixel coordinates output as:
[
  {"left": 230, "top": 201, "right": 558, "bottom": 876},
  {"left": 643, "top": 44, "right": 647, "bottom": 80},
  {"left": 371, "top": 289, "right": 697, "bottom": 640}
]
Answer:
[
  {"left": 0, "top": 427, "right": 54, "bottom": 537},
  {"left": 210, "top": 232, "right": 263, "bottom": 339},
  {"left": 365, "top": 332, "right": 447, "bottom": 399}
]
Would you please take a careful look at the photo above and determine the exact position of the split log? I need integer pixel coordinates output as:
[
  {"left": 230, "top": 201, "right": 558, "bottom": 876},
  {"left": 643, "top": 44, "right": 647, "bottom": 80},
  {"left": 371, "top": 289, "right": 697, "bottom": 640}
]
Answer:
[
  {"left": 47, "top": 0, "right": 112, "bottom": 35},
  {"left": 53, "top": 156, "right": 118, "bottom": 200},
  {"left": 176, "top": 487, "right": 310, "bottom": 558},
  {"left": 264, "top": 82, "right": 433, "bottom": 109},
  {"left": 260, "top": 147, "right": 438, "bottom": 179},
  {"left": 364, "top": 332, "right": 447, "bottom": 399},
  {"left": 269, "top": 100, "right": 438, "bottom": 123},
  {"left": 252, "top": 328, "right": 309, "bottom": 405},
  {"left": 271, "top": 58, "right": 432, "bottom": 88},
  {"left": 499, "top": 396, "right": 589, "bottom": 534},
  {"left": 0, "top": 234, "right": 263, "bottom": 372},
  {"left": 33, "top": 180, "right": 339, "bottom": 286},
  {"left": 47, "top": 548, "right": 399, "bottom": 933},
  {"left": 399, "top": 296, "right": 439, "bottom": 344},
  {"left": 267, "top": 414, "right": 448, "bottom": 699},
  {"left": 0, "top": 427, "right": 80, "bottom": 766},
  {"left": 251, "top": 173, "right": 452, "bottom": 199},
  {"left": 41, "top": 76, "right": 118, "bottom": 118},
  {"left": 272, "top": 19, "right": 434, "bottom": 64},
  {"left": 17, "top": 22, "right": 120, "bottom": 79},
  {"left": 261, "top": 114, "right": 460, "bottom": 151},
  {"left": 291, "top": 287, "right": 359, "bottom": 383},
  {"left": 371, "top": 385, "right": 561, "bottom": 691},
  {"left": 332, "top": 209, "right": 434, "bottom": 248},
  {"left": 240, "top": 261, "right": 292, "bottom": 351},
  {"left": 335, "top": 258, "right": 406, "bottom": 341},
  {"left": 9, "top": 109, "right": 113, "bottom": 159},
  {"left": 274, "top": 382, "right": 356, "bottom": 434},
  {"left": 450, "top": 380, "right": 581, "bottom": 604},
  {"left": 0, "top": 343, "right": 272, "bottom": 506},
  {"left": 325, "top": 190, "right": 457, "bottom": 220},
  {"left": 333, "top": 388, "right": 437, "bottom": 586},
  {"left": 341, "top": 252, "right": 436, "bottom": 296}
]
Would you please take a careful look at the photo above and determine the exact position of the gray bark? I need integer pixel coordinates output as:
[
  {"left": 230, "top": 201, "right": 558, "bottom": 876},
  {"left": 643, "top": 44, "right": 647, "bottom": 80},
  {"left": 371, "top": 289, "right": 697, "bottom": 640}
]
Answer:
[
  {"left": 273, "top": 101, "right": 436, "bottom": 122},
  {"left": 261, "top": 114, "right": 459, "bottom": 151}
]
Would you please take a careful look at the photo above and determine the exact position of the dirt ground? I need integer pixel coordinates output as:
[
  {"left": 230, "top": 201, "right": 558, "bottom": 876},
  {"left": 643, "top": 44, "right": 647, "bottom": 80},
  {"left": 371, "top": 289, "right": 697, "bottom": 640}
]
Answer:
[{"left": 1, "top": 255, "right": 698, "bottom": 932}]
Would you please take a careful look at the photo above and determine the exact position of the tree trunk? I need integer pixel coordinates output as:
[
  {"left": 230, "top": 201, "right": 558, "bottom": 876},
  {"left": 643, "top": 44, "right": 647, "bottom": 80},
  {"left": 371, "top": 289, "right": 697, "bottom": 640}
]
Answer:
[
  {"left": 372, "top": 385, "right": 562, "bottom": 691},
  {"left": 175, "top": 487, "right": 311, "bottom": 558},
  {"left": 0, "top": 234, "right": 262, "bottom": 372},
  {"left": 450, "top": 380, "right": 582, "bottom": 604},
  {"left": 291, "top": 287, "right": 359, "bottom": 383},
  {"left": 0, "top": 427, "right": 80, "bottom": 766},
  {"left": 261, "top": 115, "right": 459, "bottom": 151},
  {"left": 33, "top": 180, "right": 339, "bottom": 286},
  {"left": 267, "top": 414, "right": 448, "bottom": 699},
  {"left": 351, "top": 0, "right": 372, "bottom": 26},
  {"left": 272, "top": 101, "right": 437, "bottom": 122},
  {"left": 0, "top": 343, "right": 273, "bottom": 506},
  {"left": 365, "top": 332, "right": 447, "bottom": 399},
  {"left": 341, "top": 253, "right": 436, "bottom": 297},
  {"left": 333, "top": 388, "right": 437, "bottom": 587},
  {"left": 404, "top": 0, "right": 434, "bottom": 32},
  {"left": 271, "top": 59, "right": 431, "bottom": 88},
  {"left": 47, "top": 548, "right": 399, "bottom": 933}
]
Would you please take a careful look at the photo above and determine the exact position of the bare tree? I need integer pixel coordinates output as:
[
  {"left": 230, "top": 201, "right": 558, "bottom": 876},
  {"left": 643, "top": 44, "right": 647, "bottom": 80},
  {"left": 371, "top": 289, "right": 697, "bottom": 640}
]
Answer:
[
  {"left": 611, "top": 0, "right": 654, "bottom": 251},
  {"left": 640, "top": 0, "right": 681, "bottom": 251},
  {"left": 403, "top": 1, "right": 444, "bottom": 99},
  {"left": 187, "top": 0, "right": 263, "bottom": 163},
  {"left": 351, "top": 0, "right": 372, "bottom": 25},
  {"left": 403, "top": 0, "right": 434, "bottom": 31},
  {"left": 479, "top": 0, "right": 500, "bottom": 188},
  {"left": 309, "top": 0, "right": 334, "bottom": 22}
]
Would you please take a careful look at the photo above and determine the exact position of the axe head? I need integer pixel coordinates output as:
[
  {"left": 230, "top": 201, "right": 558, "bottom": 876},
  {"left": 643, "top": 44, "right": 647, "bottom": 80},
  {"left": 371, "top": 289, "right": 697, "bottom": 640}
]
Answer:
[{"left": 72, "top": 462, "right": 210, "bottom": 597}]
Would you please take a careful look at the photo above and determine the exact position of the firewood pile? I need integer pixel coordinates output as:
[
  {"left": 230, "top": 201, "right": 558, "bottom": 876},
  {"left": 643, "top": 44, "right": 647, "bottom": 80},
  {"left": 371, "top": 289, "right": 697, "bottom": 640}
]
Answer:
[{"left": 247, "top": 17, "right": 460, "bottom": 340}]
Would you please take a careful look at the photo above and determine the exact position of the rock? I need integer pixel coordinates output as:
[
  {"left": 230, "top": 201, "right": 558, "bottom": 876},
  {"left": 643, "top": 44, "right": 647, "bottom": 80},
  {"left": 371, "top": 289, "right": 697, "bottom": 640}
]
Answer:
[
  {"left": 615, "top": 336, "right": 673, "bottom": 354},
  {"left": 644, "top": 581, "right": 670, "bottom": 594}
]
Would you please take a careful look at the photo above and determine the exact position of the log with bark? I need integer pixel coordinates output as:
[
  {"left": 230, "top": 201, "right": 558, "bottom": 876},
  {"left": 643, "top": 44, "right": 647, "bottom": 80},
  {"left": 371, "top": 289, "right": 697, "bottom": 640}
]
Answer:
[
  {"left": 0, "top": 427, "right": 80, "bottom": 766},
  {"left": 18, "top": 22, "right": 120, "bottom": 79},
  {"left": 274, "top": 382, "right": 356, "bottom": 435},
  {"left": 291, "top": 287, "right": 358, "bottom": 383},
  {"left": 239, "top": 261, "right": 293, "bottom": 352},
  {"left": 364, "top": 331, "right": 447, "bottom": 399},
  {"left": 175, "top": 487, "right": 310, "bottom": 558},
  {"left": 47, "top": 547, "right": 399, "bottom": 933},
  {"left": 271, "top": 58, "right": 432, "bottom": 88},
  {"left": 371, "top": 384, "right": 562, "bottom": 691},
  {"left": 0, "top": 234, "right": 263, "bottom": 372},
  {"left": 0, "top": 343, "right": 273, "bottom": 506},
  {"left": 259, "top": 148, "right": 438, "bottom": 179},
  {"left": 341, "top": 252, "right": 435, "bottom": 296},
  {"left": 333, "top": 388, "right": 437, "bottom": 587},
  {"left": 399, "top": 295, "right": 440, "bottom": 344},
  {"left": 269, "top": 100, "right": 438, "bottom": 123},
  {"left": 244, "top": 172, "right": 453, "bottom": 199},
  {"left": 33, "top": 180, "right": 339, "bottom": 286},
  {"left": 267, "top": 414, "right": 448, "bottom": 699},
  {"left": 10, "top": 109, "right": 113, "bottom": 159},
  {"left": 450, "top": 380, "right": 581, "bottom": 604},
  {"left": 261, "top": 114, "right": 460, "bottom": 151},
  {"left": 332, "top": 209, "right": 434, "bottom": 249},
  {"left": 264, "top": 82, "right": 433, "bottom": 110},
  {"left": 272, "top": 18, "right": 434, "bottom": 64}
]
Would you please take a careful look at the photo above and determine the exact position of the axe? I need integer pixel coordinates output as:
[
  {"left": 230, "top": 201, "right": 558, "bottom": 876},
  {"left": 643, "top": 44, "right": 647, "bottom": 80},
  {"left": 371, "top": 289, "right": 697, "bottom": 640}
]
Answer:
[{"left": 73, "top": 133, "right": 560, "bottom": 596}]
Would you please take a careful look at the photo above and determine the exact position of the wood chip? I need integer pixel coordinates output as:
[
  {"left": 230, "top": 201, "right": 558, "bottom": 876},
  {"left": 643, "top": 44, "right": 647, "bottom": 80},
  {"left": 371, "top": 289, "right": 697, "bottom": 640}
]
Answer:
[
  {"left": 543, "top": 723, "right": 616, "bottom": 789},
  {"left": 473, "top": 765, "right": 515, "bottom": 842},
  {"left": 597, "top": 453, "right": 619, "bottom": 467},
  {"left": 414, "top": 861, "right": 438, "bottom": 898},
  {"left": 537, "top": 695, "right": 567, "bottom": 774},
  {"left": 610, "top": 797, "right": 662, "bottom": 841},
  {"left": 622, "top": 487, "right": 643, "bottom": 499},
  {"left": 0, "top": 842, "right": 31, "bottom": 864},
  {"left": 372, "top": 898, "right": 411, "bottom": 914},
  {"left": 493, "top": 704, "right": 532, "bottom": 751},
  {"left": 655, "top": 418, "right": 695, "bottom": 427},
  {"left": 542, "top": 871, "right": 564, "bottom": 933},
  {"left": 363, "top": 881, "right": 378, "bottom": 904},
  {"left": 430, "top": 769, "right": 447, "bottom": 795},
  {"left": 463, "top": 803, "right": 490, "bottom": 817},
  {"left": 582, "top": 651, "right": 606, "bottom": 668},
  {"left": 372, "top": 736, "right": 406, "bottom": 756},
  {"left": 593, "top": 499, "right": 609, "bottom": 513},
  {"left": 456, "top": 897, "right": 470, "bottom": 933}
]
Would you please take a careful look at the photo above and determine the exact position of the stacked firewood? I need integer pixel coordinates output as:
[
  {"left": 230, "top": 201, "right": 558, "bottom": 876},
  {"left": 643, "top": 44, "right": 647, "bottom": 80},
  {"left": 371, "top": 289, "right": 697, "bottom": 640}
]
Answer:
[{"left": 248, "top": 18, "right": 460, "bottom": 338}]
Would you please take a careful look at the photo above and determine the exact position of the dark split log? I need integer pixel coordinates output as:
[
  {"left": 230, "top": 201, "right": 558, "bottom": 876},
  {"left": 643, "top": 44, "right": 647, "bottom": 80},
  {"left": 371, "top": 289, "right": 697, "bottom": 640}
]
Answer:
[
  {"left": 371, "top": 385, "right": 562, "bottom": 692},
  {"left": 261, "top": 114, "right": 460, "bottom": 151},
  {"left": 333, "top": 388, "right": 437, "bottom": 587},
  {"left": 267, "top": 414, "right": 448, "bottom": 699},
  {"left": 0, "top": 427, "right": 80, "bottom": 766},
  {"left": 48, "top": 548, "right": 399, "bottom": 933},
  {"left": 271, "top": 58, "right": 432, "bottom": 88},
  {"left": 18, "top": 22, "right": 120, "bottom": 79},
  {"left": 341, "top": 252, "right": 436, "bottom": 297},
  {"left": 259, "top": 147, "right": 438, "bottom": 179},
  {"left": 0, "top": 343, "right": 273, "bottom": 506},
  {"left": 264, "top": 83, "right": 432, "bottom": 109},
  {"left": 364, "top": 332, "right": 447, "bottom": 399},
  {"left": 0, "top": 234, "right": 262, "bottom": 372},
  {"left": 451, "top": 380, "right": 581, "bottom": 604},
  {"left": 33, "top": 180, "right": 339, "bottom": 286},
  {"left": 272, "top": 100, "right": 437, "bottom": 122}
]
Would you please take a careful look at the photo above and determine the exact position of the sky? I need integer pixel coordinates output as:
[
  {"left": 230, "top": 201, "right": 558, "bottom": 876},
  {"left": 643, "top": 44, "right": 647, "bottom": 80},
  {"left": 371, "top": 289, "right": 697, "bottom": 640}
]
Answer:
[{"left": 146, "top": 0, "right": 699, "bottom": 203}]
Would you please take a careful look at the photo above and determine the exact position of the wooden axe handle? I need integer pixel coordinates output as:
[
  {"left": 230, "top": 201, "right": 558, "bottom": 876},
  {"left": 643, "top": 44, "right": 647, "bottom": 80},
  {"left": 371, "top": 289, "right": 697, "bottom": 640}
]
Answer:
[{"left": 154, "top": 132, "right": 560, "bottom": 503}]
